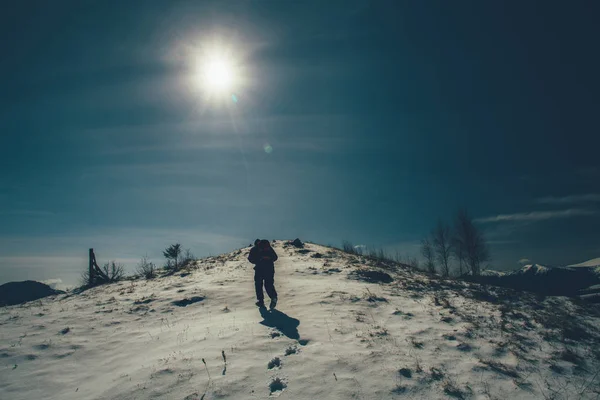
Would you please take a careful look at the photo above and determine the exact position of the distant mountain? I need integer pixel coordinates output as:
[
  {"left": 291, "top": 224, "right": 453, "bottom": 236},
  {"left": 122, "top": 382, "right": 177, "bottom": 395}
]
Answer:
[
  {"left": 516, "top": 263, "right": 550, "bottom": 275},
  {"left": 466, "top": 262, "right": 600, "bottom": 302},
  {"left": 0, "top": 280, "right": 65, "bottom": 307},
  {"left": 567, "top": 257, "right": 600, "bottom": 268}
]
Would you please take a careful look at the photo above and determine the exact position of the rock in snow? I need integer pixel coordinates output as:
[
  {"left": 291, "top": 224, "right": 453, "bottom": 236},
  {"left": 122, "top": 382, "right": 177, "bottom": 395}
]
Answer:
[{"left": 0, "top": 280, "right": 64, "bottom": 307}]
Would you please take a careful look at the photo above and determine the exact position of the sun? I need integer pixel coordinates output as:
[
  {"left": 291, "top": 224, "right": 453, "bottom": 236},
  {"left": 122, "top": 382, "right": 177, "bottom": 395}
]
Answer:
[{"left": 200, "top": 54, "right": 237, "bottom": 94}]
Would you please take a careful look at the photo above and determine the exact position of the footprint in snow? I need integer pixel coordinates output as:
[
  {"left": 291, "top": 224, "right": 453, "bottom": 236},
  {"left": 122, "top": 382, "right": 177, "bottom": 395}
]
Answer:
[
  {"left": 269, "top": 377, "right": 287, "bottom": 395},
  {"left": 268, "top": 357, "right": 282, "bottom": 370},
  {"left": 270, "top": 329, "right": 281, "bottom": 338}
]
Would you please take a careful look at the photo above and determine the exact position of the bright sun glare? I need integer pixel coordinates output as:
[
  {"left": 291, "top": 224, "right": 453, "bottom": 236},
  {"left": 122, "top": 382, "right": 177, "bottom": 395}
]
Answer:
[{"left": 201, "top": 55, "right": 236, "bottom": 94}]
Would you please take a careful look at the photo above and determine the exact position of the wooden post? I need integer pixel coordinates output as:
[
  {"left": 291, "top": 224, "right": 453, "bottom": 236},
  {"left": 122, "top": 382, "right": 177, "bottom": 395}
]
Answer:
[
  {"left": 89, "top": 248, "right": 95, "bottom": 286},
  {"left": 89, "top": 248, "right": 109, "bottom": 284}
]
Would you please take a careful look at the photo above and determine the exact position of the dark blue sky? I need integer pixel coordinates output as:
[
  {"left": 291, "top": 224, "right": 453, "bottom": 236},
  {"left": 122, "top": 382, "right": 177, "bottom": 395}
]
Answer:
[{"left": 1, "top": 0, "right": 599, "bottom": 286}]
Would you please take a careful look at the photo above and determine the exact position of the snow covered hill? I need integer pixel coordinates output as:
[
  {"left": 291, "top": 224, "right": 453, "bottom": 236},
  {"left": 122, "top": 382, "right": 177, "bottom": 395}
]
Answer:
[
  {"left": 1, "top": 242, "right": 600, "bottom": 399},
  {"left": 568, "top": 258, "right": 600, "bottom": 268}
]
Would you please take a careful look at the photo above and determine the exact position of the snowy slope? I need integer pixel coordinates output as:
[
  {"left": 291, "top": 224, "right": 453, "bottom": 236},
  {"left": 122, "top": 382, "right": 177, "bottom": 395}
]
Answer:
[
  {"left": 568, "top": 258, "right": 600, "bottom": 268},
  {"left": 1, "top": 242, "right": 600, "bottom": 399}
]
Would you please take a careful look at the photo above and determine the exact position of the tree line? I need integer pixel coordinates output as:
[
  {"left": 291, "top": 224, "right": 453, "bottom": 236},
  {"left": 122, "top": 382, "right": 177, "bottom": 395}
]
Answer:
[{"left": 421, "top": 209, "right": 490, "bottom": 277}]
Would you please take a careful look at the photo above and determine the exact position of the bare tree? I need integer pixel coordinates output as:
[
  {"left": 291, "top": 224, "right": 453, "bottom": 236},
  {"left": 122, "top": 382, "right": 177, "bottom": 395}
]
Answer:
[
  {"left": 432, "top": 219, "right": 453, "bottom": 277},
  {"left": 451, "top": 235, "right": 466, "bottom": 276},
  {"left": 454, "top": 209, "right": 489, "bottom": 276},
  {"left": 421, "top": 237, "right": 436, "bottom": 274},
  {"left": 408, "top": 256, "right": 420, "bottom": 270}
]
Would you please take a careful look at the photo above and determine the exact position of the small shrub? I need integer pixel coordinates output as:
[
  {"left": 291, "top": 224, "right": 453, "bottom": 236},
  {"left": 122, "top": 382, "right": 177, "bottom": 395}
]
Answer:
[
  {"left": 80, "top": 269, "right": 92, "bottom": 287},
  {"left": 342, "top": 240, "right": 356, "bottom": 254},
  {"left": 479, "top": 359, "right": 520, "bottom": 378},
  {"left": 102, "top": 261, "right": 125, "bottom": 282},
  {"left": 410, "top": 337, "right": 424, "bottom": 348},
  {"left": 443, "top": 378, "right": 466, "bottom": 399},
  {"left": 180, "top": 249, "right": 197, "bottom": 269},
  {"left": 406, "top": 256, "right": 420, "bottom": 270},
  {"left": 364, "top": 289, "right": 388, "bottom": 302},
  {"left": 430, "top": 367, "right": 444, "bottom": 380},
  {"left": 82, "top": 261, "right": 125, "bottom": 285},
  {"left": 367, "top": 246, "right": 378, "bottom": 259},
  {"left": 136, "top": 256, "right": 156, "bottom": 279}
]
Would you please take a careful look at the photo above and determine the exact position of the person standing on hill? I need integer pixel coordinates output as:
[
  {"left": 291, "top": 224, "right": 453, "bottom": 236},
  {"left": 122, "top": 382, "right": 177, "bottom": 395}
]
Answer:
[{"left": 248, "top": 239, "right": 278, "bottom": 309}]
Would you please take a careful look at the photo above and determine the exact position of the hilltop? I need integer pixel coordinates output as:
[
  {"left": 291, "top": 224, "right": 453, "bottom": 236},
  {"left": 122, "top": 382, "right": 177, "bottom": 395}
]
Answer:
[{"left": 1, "top": 241, "right": 599, "bottom": 399}]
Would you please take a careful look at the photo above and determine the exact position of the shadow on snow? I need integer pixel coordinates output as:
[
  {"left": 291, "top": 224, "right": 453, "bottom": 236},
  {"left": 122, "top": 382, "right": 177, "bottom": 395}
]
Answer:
[{"left": 259, "top": 308, "right": 300, "bottom": 340}]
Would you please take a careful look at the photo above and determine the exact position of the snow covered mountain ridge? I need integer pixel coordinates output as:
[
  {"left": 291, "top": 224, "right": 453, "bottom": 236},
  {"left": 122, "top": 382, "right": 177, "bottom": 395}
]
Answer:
[
  {"left": 467, "top": 258, "right": 600, "bottom": 303},
  {"left": 568, "top": 258, "right": 600, "bottom": 269},
  {"left": 1, "top": 241, "right": 600, "bottom": 399}
]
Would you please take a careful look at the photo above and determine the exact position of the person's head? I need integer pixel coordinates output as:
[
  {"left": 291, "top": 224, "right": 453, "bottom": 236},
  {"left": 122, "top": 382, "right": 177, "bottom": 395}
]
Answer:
[
  {"left": 259, "top": 239, "right": 271, "bottom": 249},
  {"left": 254, "top": 239, "right": 260, "bottom": 246}
]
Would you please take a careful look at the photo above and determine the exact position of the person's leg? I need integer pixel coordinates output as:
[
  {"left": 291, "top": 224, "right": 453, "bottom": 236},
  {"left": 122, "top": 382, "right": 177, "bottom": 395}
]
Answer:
[
  {"left": 264, "top": 272, "right": 277, "bottom": 300},
  {"left": 254, "top": 271, "right": 265, "bottom": 304}
]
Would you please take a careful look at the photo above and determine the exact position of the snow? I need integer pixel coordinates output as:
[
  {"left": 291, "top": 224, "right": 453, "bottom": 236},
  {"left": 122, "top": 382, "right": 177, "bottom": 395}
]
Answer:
[
  {"left": 519, "top": 264, "right": 550, "bottom": 274},
  {"left": 568, "top": 257, "right": 600, "bottom": 268},
  {"left": 480, "top": 270, "right": 506, "bottom": 277},
  {"left": 1, "top": 242, "right": 600, "bottom": 399}
]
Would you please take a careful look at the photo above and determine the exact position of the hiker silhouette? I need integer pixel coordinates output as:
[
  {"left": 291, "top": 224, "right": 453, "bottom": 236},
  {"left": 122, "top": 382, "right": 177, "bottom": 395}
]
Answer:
[{"left": 248, "top": 239, "right": 278, "bottom": 309}]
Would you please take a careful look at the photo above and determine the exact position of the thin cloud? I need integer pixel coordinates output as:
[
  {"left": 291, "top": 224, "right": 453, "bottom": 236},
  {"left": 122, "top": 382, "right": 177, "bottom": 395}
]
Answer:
[
  {"left": 476, "top": 209, "right": 597, "bottom": 223},
  {"left": 518, "top": 258, "right": 531, "bottom": 265},
  {"left": 0, "top": 210, "right": 55, "bottom": 217},
  {"left": 84, "top": 114, "right": 354, "bottom": 156},
  {"left": 487, "top": 240, "right": 517, "bottom": 245},
  {"left": 537, "top": 194, "right": 600, "bottom": 204}
]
